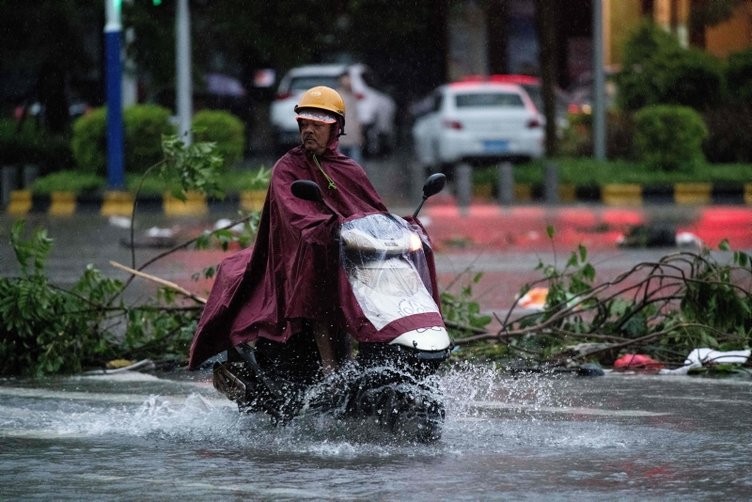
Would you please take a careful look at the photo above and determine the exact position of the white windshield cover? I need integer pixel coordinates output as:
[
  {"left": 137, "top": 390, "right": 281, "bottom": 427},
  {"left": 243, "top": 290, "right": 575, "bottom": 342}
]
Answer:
[{"left": 340, "top": 214, "right": 439, "bottom": 331}]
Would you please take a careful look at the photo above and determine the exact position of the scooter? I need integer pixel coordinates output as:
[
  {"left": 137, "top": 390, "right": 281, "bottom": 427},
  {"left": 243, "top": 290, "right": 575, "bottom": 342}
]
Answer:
[{"left": 212, "top": 174, "right": 452, "bottom": 442}]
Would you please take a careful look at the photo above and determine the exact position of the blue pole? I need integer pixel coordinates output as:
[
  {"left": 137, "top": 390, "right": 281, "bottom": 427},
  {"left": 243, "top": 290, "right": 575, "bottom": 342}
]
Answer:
[
  {"left": 105, "top": 3, "right": 125, "bottom": 189},
  {"left": 592, "top": 0, "right": 606, "bottom": 161}
]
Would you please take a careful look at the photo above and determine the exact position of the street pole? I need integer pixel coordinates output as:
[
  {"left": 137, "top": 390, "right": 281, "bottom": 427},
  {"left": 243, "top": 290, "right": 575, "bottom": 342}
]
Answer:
[
  {"left": 593, "top": 0, "right": 607, "bottom": 160},
  {"left": 176, "top": 0, "right": 192, "bottom": 145},
  {"left": 104, "top": 0, "right": 125, "bottom": 189}
]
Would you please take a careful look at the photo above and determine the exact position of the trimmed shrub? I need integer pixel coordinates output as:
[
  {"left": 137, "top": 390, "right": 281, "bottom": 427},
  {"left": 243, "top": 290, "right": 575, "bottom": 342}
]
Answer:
[
  {"left": 618, "top": 22, "right": 724, "bottom": 112},
  {"left": 661, "top": 49, "right": 725, "bottom": 110},
  {"left": 617, "top": 23, "right": 680, "bottom": 111},
  {"left": 31, "top": 170, "right": 105, "bottom": 195},
  {"left": 633, "top": 105, "right": 707, "bottom": 171},
  {"left": 192, "top": 110, "right": 245, "bottom": 168},
  {"left": 71, "top": 107, "right": 106, "bottom": 174},
  {"left": 124, "top": 104, "right": 175, "bottom": 173},
  {"left": 726, "top": 48, "right": 752, "bottom": 105},
  {"left": 0, "top": 119, "right": 74, "bottom": 175},
  {"left": 71, "top": 105, "right": 174, "bottom": 175}
]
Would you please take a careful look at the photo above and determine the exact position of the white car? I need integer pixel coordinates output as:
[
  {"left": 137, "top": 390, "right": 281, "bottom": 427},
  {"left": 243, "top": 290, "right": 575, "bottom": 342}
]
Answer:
[
  {"left": 270, "top": 63, "right": 396, "bottom": 156},
  {"left": 412, "top": 81, "right": 544, "bottom": 172}
]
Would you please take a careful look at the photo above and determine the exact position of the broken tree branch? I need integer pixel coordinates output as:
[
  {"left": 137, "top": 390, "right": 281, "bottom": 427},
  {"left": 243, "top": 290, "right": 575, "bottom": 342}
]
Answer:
[{"left": 110, "top": 260, "right": 207, "bottom": 305}]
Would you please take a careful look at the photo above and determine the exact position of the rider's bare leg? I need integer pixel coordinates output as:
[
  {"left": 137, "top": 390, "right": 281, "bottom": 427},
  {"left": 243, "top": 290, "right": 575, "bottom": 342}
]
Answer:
[{"left": 314, "top": 322, "right": 336, "bottom": 374}]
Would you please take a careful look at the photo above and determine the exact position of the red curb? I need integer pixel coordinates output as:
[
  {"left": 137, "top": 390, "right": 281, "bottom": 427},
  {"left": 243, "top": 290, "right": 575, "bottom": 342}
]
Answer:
[
  {"left": 423, "top": 204, "right": 752, "bottom": 252},
  {"left": 680, "top": 207, "right": 752, "bottom": 249}
]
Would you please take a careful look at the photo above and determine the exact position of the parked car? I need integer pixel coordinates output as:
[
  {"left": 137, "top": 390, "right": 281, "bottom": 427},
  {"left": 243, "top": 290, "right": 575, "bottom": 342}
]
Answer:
[
  {"left": 270, "top": 63, "right": 396, "bottom": 156},
  {"left": 482, "top": 74, "right": 570, "bottom": 131},
  {"left": 411, "top": 80, "right": 544, "bottom": 173}
]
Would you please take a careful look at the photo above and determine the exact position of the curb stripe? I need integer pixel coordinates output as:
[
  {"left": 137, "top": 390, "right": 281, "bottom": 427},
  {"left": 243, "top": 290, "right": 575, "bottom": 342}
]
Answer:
[{"left": 5, "top": 184, "right": 752, "bottom": 216}]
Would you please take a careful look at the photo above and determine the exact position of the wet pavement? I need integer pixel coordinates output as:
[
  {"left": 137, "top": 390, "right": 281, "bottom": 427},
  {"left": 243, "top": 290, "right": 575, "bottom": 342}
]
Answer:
[
  {"left": 2, "top": 152, "right": 752, "bottom": 500},
  {"left": 2, "top": 148, "right": 750, "bottom": 318},
  {"left": 1, "top": 367, "right": 751, "bottom": 500}
]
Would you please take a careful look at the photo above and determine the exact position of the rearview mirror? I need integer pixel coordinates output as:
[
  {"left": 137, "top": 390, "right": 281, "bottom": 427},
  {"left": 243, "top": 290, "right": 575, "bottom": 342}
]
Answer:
[
  {"left": 291, "top": 180, "right": 323, "bottom": 202},
  {"left": 422, "top": 173, "right": 446, "bottom": 199}
]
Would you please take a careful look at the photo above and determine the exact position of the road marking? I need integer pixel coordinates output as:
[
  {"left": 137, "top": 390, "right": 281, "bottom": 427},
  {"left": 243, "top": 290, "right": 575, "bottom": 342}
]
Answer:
[{"left": 470, "top": 400, "right": 669, "bottom": 417}]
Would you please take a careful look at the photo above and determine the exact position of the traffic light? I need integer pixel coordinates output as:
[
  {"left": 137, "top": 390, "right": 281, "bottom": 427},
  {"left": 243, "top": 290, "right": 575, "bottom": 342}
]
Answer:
[{"left": 153, "top": 0, "right": 162, "bottom": 5}]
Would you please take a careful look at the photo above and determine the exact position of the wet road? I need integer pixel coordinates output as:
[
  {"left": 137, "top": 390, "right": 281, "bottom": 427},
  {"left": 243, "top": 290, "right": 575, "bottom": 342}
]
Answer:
[
  {"left": 0, "top": 147, "right": 704, "bottom": 316},
  {"left": 2, "top": 153, "right": 752, "bottom": 500},
  {"left": 0, "top": 209, "right": 682, "bottom": 319},
  {"left": 1, "top": 367, "right": 751, "bottom": 500}
]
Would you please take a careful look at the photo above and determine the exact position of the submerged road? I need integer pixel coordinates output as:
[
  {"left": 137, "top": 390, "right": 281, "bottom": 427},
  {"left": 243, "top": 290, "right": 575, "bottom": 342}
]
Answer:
[
  {"left": 2, "top": 152, "right": 752, "bottom": 499},
  {"left": 1, "top": 366, "right": 751, "bottom": 499}
]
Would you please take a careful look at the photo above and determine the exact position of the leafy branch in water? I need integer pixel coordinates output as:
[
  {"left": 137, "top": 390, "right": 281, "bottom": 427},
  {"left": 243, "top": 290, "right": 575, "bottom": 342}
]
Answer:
[
  {"left": 0, "top": 221, "right": 123, "bottom": 376},
  {"left": 440, "top": 268, "right": 493, "bottom": 336},
  {"left": 452, "top": 236, "right": 752, "bottom": 370},
  {"left": 0, "top": 133, "right": 269, "bottom": 377}
]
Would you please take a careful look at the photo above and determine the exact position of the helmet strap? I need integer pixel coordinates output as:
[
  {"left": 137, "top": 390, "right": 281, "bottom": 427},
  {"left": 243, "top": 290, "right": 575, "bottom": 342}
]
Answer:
[{"left": 312, "top": 154, "right": 337, "bottom": 190}]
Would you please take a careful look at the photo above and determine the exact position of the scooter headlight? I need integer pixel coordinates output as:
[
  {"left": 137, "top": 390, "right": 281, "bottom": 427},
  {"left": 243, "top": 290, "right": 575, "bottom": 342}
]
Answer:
[{"left": 407, "top": 232, "right": 423, "bottom": 252}]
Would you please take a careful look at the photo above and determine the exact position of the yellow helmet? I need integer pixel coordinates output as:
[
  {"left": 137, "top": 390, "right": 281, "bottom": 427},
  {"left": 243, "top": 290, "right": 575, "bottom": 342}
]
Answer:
[{"left": 294, "top": 86, "right": 346, "bottom": 134}]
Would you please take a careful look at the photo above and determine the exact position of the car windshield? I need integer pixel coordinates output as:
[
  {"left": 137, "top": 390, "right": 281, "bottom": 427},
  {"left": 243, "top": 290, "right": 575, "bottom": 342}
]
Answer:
[
  {"left": 289, "top": 76, "right": 340, "bottom": 92},
  {"left": 455, "top": 92, "right": 524, "bottom": 108}
]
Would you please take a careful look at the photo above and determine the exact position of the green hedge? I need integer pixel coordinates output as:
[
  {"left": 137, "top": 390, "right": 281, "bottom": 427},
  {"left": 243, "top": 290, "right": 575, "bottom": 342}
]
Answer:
[
  {"left": 125, "top": 104, "right": 175, "bottom": 172},
  {"left": 71, "top": 104, "right": 175, "bottom": 175},
  {"left": 726, "top": 47, "right": 752, "bottom": 105},
  {"left": 634, "top": 105, "right": 708, "bottom": 172},
  {"left": 31, "top": 170, "right": 105, "bottom": 195},
  {"left": 192, "top": 110, "right": 245, "bottom": 168},
  {"left": 0, "top": 119, "right": 74, "bottom": 174},
  {"left": 618, "top": 22, "right": 724, "bottom": 112},
  {"left": 498, "top": 158, "right": 752, "bottom": 186},
  {"left": 71, "top": 106, "right": 246, "bottom": 175}
]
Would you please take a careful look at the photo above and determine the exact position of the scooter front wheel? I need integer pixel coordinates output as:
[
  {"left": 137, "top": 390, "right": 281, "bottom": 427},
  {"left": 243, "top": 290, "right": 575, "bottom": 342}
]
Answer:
[
  {"left": 349, "top": 372, "right": 445, "bottom": 443},
  {"left": 386, "top": 388, "right": 445, "bottom": 443}
]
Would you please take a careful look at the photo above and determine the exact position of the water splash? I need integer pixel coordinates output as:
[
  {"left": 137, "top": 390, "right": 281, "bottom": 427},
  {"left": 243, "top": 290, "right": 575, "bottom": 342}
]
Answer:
[{"left": 0, "top": 365, "right": 691, "bottom": 457}]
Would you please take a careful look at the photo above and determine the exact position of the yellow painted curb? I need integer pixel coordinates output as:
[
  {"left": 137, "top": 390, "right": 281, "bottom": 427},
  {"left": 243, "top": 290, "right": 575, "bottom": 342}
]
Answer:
[
  {"left": 602, "top": 184, "right": 642, "bottom": 206},
  {"left": 240, "top": 190, "right": 267, "bottom": 212},
  {"left": 514, "top": 183, "right": 532, "bottom": 202},
  {"left": 49, "top": 191, "right": 77, "bottom": 216},
  {"left": 472, "top": 183, "right": 493, "bottom": 201},
  {"left": 558, "top": 183, "right": 576, "bottom": 203},
  {"left": 101, "top": 191, "right": 134, "bottom": 217},
  {"left": 674, "top": 182, "right": 711, "bottom": 205},
  {"left": 6, "top": 190, "right": 32, "bottom": 215},
  {"left": 163, "top": 191, "right": 208, "bottom": 216}
]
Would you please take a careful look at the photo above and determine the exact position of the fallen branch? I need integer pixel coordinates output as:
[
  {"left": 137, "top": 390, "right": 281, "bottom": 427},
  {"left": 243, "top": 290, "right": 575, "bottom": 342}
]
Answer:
[
  {"left": 110, "top": 260, "right": 207, "bottom": 304},
  {"left": 444, "top": 319, "right": 488, "bottom": 335}
]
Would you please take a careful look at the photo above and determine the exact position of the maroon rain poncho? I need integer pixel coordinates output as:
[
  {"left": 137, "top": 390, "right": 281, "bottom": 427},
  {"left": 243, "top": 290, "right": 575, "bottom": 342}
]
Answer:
[{"left": 188, "top": 138, "right": 389, "bottom": 369}]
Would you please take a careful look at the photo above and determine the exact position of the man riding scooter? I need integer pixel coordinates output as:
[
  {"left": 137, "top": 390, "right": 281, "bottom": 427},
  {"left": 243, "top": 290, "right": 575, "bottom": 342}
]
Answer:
[
  {"left": 188, "top": 86, "right": 392, "bottom": 374},
  {"left": 189, "top": 87, "right": 450, "bottom": 440}
]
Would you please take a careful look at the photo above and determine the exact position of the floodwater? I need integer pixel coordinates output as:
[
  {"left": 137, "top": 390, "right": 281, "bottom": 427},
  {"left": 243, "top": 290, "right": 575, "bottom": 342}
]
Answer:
[
  {"left": 2, "top": 366, "right": 751, "bottom": 500},
  {"left": 2, "top": 164, "right": 751, "bottom": 499}
]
